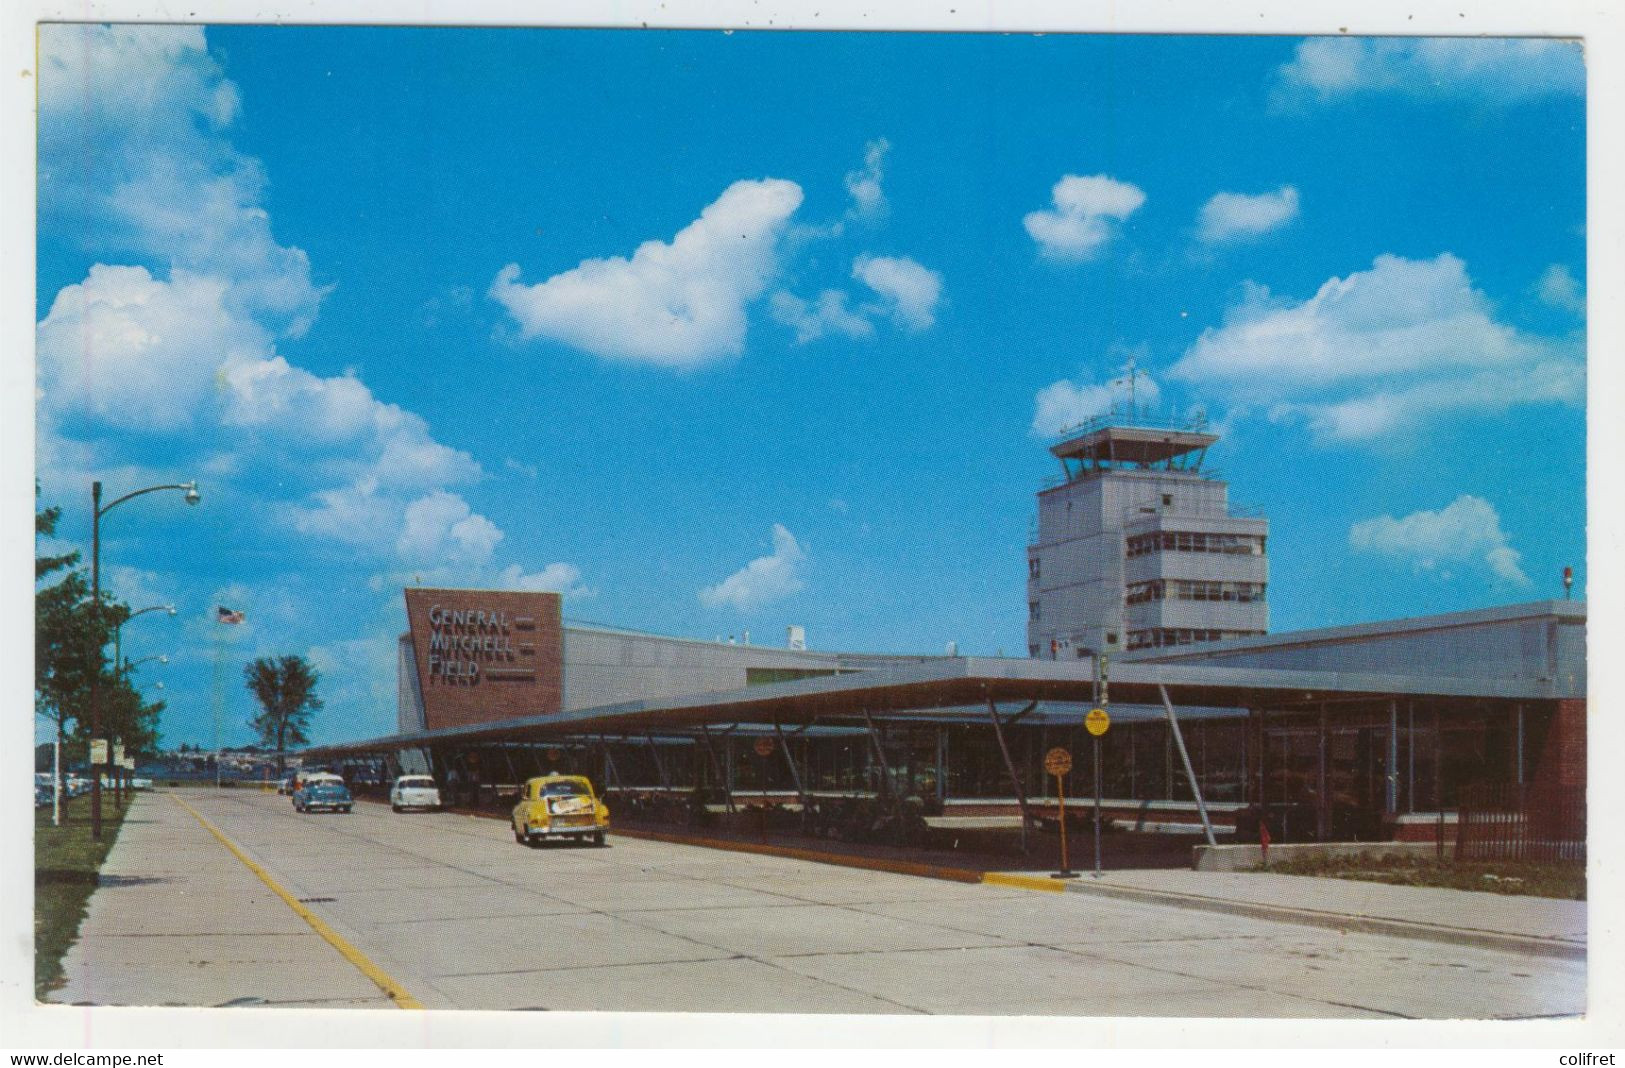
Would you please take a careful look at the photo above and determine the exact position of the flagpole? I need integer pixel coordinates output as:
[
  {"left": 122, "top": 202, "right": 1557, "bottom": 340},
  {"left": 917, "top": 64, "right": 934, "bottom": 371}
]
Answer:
[{"left": 213, "top": 620, "right": 225, "bottom": 789}]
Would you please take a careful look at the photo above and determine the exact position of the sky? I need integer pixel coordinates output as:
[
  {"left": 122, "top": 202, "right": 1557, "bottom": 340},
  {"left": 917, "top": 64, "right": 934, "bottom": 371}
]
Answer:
[{"left": 32, "top": 26, "right": 1587, "bottom": 748}]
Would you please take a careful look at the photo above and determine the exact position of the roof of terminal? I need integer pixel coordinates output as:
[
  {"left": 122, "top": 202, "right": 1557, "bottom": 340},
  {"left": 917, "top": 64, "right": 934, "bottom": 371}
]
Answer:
[{"left": 301, "top": 639, "right": 1583, "bottom": 759}]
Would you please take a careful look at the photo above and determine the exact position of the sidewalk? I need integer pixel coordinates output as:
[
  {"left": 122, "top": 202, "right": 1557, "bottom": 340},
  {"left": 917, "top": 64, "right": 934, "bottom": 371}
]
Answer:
[
  {"left": 1015, "top": 867, "right": 1586, "bottom": 960},
  {"left": 47, "top": 791, "right": 398, "bottom": 1008}
]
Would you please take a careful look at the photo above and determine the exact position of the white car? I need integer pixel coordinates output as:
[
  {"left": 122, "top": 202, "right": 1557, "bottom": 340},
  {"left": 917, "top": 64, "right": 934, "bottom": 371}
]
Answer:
[{"left": 390, "top": 775, "right": 442, "bottom": 812}]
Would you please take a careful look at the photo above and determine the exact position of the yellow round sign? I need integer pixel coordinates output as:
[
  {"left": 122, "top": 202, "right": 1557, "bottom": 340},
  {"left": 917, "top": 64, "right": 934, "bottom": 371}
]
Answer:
[
  {"left": 1043, "top": 747, "right": 1072, "bottom": 777},
  {"left": 1085, "top": 708, "right": 1111, "bottom": 736}
]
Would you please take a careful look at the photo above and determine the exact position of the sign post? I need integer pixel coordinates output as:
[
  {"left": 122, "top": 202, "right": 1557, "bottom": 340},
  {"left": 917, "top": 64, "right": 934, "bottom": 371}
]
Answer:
[
  {"left": 1085, "top": 707, "right": 1110, "bottom": 878},
  {"left": 1044, "top": 747, "right": 1076, "bottom": 879}
]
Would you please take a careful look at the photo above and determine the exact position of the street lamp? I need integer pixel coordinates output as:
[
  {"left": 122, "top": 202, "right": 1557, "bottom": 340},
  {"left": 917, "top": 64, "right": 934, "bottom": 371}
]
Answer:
[
  {"left": 90, "top": 480, "right": 199, "bottom": 840},
  {"left": 112, "top": 603, "right": 177, "bottom": 683},
  {"left": 111, "top": 654, "right": 168, "bottom": 809}
]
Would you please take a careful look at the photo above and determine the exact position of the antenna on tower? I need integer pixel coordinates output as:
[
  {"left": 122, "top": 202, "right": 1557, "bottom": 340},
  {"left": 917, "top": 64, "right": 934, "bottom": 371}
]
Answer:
[{"left": 1108, "top": 354, "right": 1153, "bottom": 420}]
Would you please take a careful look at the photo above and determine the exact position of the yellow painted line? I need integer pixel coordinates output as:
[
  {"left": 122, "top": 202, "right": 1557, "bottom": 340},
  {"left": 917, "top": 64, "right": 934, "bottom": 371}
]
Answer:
[
  {"left": 982, "top": 871, "right": 1066, "bottom": 893},
  {"left": 170, "top": 792, "right": 424, "bottom": 1009}
]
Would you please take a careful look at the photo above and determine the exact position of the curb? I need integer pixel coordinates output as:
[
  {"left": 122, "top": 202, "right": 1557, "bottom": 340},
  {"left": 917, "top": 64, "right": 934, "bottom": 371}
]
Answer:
[
  {"left": 1048, "top": 877, "right": 1585, "bottom": 961},
  {"left": 611, "top": 826, "right": 985, "bottom": 884}
]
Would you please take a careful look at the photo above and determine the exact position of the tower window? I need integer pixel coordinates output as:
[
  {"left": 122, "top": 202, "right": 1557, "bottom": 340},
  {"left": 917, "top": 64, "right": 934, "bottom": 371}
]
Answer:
[
  {"left": 1029, "top": 557, "right": 1040, "bottom": 581},
  {"left": 1029, "top": 601, "right": 1040, "bottom": 621}
]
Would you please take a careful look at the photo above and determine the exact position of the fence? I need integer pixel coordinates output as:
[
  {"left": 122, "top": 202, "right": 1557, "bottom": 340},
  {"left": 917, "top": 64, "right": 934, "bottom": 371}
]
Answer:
[{"left": 1456, "top": 782, "right": 1585, "bottom": 863}]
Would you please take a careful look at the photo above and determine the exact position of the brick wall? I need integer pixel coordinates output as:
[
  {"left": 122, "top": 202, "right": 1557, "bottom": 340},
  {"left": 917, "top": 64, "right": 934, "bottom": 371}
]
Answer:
[
  {"left": 1531, "top": 698, "right": 1586, "bottom": 794},
  {"left": 403, "top": 588, "right": 563, "bottom": 731}
]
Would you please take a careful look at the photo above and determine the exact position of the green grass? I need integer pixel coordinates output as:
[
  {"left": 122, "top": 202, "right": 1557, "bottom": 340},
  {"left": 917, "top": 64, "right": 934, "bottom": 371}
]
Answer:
[
  {"left": 35, "top": 791, "right": 130, "bottom": 998},
  {"left": 1255, "top": 852, "right": 1585, "bottom": 900}
]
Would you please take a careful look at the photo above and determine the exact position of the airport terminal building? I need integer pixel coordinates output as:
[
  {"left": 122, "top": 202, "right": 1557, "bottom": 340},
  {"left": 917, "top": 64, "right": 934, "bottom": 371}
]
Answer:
[{"left": 311, "top": 414, "right": 1586, "bottom": 853}]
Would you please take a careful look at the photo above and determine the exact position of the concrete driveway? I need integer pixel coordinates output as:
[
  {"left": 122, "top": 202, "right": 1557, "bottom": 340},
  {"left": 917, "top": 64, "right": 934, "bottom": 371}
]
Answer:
[{"left": 50, "top": 789, "right": 1584, "bottom": 1017}]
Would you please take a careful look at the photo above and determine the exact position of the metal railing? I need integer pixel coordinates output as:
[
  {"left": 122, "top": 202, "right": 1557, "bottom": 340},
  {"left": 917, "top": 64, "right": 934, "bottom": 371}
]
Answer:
[{"left": 1456, "top": 782, "right": 1585, "bottom": 863}]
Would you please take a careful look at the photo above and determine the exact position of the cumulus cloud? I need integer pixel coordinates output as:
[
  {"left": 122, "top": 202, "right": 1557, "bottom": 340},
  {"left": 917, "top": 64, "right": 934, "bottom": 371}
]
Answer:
[
  {"left": 699, "top": 524, "right": 806, "bottom": 611},
  {"left": 1535, "top": 264, "right": 1585, "bottom": 316},
  {"left": 852, "top": 255, "right": 942, "bottom": 331},
  {"left": 772, "top": 254, "right": 942, "bottom": 343},
  {"left": 39, "top": 24, "right": 324, "bottom": 332},
  {"left": 1023, "top": 175, "right": 1145, "bottom": 261},
  {"left": 843, "top": 138, "right": 891, "bottom": 221},
  {"left": 36, "top": 265, "right": 271, "bottom": 430},
  {"left": 1274, "top": 37, "right": 1584, "bottom": 106},
  {"left": 1032, "top": 367, "right": 1163, "bottom": 437},
  {"left": 394, "top": 491, "right": 505, "bottom": 567},
  {"left": 770, "top": 289, "right": 875, "bottom": 344},
  {"left": 496, "top": 562, "right": 595, "bottom": 600},
  {"left": 1197, "top": 186, "right": 1300, "bottom": 244},
  {"left": 1168, "top": 253, "right": 1582, "bottom": 442},
  {"left": 220, "top": 356, "right": 481, "bottom": 490},
  {"left": 35, "top": 24, "right": 531, "bottom": 595},
  {"left": 1350, "top": 495, "right": 1530, "bottom": 586},
  {"left": 490, "top": 179, "right": 804, "bottom": 366}
]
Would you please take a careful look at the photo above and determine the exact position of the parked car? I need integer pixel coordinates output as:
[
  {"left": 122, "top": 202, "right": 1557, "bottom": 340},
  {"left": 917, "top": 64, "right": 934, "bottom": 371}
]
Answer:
[
  {"left": 511, "top": 774, "right": 609, "bottom": 846},
  {"left": 293, "top": 775, "right": 353, "bottom": 813},
  {"left": 276, "top": 771, "right": 299, "bottom": 795},
  {"left": 390, "top": 775, "right": 442, "bottom": 812}
]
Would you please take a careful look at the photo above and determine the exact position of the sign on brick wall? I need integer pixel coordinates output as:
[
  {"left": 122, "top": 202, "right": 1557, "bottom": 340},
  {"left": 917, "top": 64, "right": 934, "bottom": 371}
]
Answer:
[{"left": 403, "top": 588, "right": 563, "bottom": 731}]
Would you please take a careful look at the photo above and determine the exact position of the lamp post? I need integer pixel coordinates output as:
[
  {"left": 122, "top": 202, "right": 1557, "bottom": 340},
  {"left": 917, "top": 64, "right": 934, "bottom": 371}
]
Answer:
[
  {"left": 111, "top": 605, "right": 176, "bottom": 806},
  {"left": 113, "top": 654, "right": 167, "bottom": 807},
  {"left": 90, "top": 480, "right": 199, "bottom": 840}
]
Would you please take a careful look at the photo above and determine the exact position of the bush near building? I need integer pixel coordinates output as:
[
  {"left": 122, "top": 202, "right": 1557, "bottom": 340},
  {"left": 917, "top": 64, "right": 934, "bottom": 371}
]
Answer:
[{"left": 1257, "top": 852, "right": 1585, "bottom": 900}]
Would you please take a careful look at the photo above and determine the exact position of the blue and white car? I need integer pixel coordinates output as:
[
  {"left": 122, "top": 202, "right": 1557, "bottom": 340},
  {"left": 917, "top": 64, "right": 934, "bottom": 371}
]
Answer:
[{"left": 293, "top": 774, "right": 353, "bottom": 814}]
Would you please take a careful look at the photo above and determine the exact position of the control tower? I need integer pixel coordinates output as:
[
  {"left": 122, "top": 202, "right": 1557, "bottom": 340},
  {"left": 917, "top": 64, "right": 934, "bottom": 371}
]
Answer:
[{"left": 1026, "top": 411, "right": 1269, "bottom": 660}]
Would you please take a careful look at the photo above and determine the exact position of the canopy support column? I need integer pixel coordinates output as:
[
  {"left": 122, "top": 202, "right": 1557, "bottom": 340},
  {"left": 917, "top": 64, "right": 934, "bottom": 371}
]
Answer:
[
  {"left": 645, "top": 733, "right": 671, "bottom": 790},
  {"left": 772, "top": 720, "right": 808, "bottom": 812},
  {"left": 699, "top": 725, "right": 735, "bottom": 814},
  {"left": 986, "top": 695, "right": 1031, "bottom": 854},
  {"left": 1159, "top": 684, "right": 1216, "bottom": 847},
  {"left": 860, "top": 708, "right": 894, "bottom": 798}
]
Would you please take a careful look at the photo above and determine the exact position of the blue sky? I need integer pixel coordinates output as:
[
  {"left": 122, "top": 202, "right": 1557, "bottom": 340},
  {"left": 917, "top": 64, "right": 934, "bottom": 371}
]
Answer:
[{"left": 34, "top": 27, "right": 1586, "bottom": 747}]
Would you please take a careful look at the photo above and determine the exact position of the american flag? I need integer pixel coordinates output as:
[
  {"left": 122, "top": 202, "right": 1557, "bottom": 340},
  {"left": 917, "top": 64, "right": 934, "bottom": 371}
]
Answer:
[{"left": 216, "top": 605, "right": 245, "bottom": 624}]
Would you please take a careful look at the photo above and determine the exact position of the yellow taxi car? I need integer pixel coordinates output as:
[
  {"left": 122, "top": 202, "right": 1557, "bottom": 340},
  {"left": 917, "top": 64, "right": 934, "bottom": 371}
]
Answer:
[{"left": 511, "top": 774, "right": 609, "bottom": 847}]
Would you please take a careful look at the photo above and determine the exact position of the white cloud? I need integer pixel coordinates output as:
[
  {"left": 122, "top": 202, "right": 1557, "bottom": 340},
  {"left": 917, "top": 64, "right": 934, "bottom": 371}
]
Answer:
[
  {"left": 1350, "top": 495, "right": 1530, "bottom": 586},
  {"left": 1032, "top": 370, "right": 1163, "bottom": 437},
  {"left": 395, "top": 491, "right": 505, "bottom": 567},
  {"left": 771, "top": 255, "right": 942, "bottom": 343},
  {"left": 843, "top": 138, "right": 890, "bottom": 221},
  {"left": 1197, "top": 186, "right": 1300, "bottom": 244},
  {"left": 1168, "top": 253, "right": 1582, "bottom": 442},
  {"left": 35, "top": 25, "right": 513, "bottom": 588},
  {"left": 220, "top": 356, "right": 480, "bottom": 490},
  {"left": 36, "top": 265, "right": 271, "bottom": 430},
  {"left": 496, "top": 563, "right": 595, "bottom": 600},
  {"left": 39, "top": 24, "right": 324, "bottom": 333},
  {"left": 1275, "top": 37, "right": 1584, "bottom": 105},
  {"left": 852, "top": 255, "right": 942, "bottom": 331},
  {"left": 1023, "top": 175, "right": 1145, "bottom": 261},
  {"left": 1535, "top": 264, "right": 1585, "bottom": 316},
  {"left": 699, "top": 524, "right": 806, "bottom": 611},
  {"left": 490, "top": 179, "right": 804, "bottom": 366},
  {"left": 770, "top": 289, "right": 875, "bottom": 344}
]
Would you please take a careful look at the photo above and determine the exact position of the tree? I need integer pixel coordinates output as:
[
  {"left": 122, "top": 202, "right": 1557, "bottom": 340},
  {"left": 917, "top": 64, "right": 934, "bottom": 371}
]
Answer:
[
  {"left": 244, "top": 656, "right": 322, "bottom": 768},
  {"left": 36, "top": 489, "right": 160, "bottom": 804},
  {"left": 35, "top": 493, "right": 113, "bottom": 763}
]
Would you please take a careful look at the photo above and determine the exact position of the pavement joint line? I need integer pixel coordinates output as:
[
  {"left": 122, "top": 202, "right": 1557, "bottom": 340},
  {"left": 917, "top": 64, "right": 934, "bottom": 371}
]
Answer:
[
  {"left": 168, "top": 792, "right": 425, "bottom": 1010},
  {"left": 1037, "top": 939, "right": 1417, "bottom": 1020}
]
